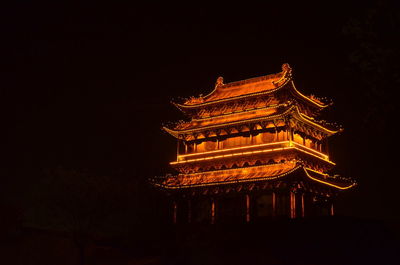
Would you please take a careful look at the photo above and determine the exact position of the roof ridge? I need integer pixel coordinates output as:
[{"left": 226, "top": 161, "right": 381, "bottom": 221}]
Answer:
[
  {"left": 216, "top": 71, "right": 283, "bottom": 90},
  {"left": 182, "top": 63, "right": 292, "bottom": 106},
  {"left": 213, "top": 63, "right": 291, "bottom": 91}
]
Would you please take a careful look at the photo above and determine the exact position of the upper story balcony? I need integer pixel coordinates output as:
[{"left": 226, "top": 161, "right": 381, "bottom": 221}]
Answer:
[{"left": 172, "top": 139, "right": 331, "bottom": 165}]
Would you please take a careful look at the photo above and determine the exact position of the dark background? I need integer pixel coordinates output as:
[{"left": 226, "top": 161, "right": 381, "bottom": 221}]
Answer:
[{"left": 2, "top": 1, "right": 400, "bottom": 260}]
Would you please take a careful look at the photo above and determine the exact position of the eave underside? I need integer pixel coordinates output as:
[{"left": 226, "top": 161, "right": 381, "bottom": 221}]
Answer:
[
  {"left": 152, "top": 162, "right": 355, "bottom": 191},
  {"left": 163, "top": 105, "right": 340, "bottom": 141}
]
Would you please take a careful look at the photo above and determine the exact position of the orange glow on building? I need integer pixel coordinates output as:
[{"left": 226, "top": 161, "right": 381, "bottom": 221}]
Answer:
[{"left": 152, "top": 63, "right": 356, "bottom": 223}]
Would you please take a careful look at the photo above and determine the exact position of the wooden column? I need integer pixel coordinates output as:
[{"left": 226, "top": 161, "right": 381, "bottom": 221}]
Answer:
[
  {"left": 330, "top": 202, "right": 334, "bottom": 216},
  {"left": 286, "top": 121, "right": 293, "bottom": 145},
  {"left": 173, "top": 201, "right": 177, "bottom": 224},
  {"left": 272, "top": 192, "right": 276, "bottom": 217},
  {"left": 245, "top": 194, "right": 250, "bottom": 223},
  {"left": 291, "top": 129, "right": 294, "bottom": 142},
  {"left": 176, "top": 140, "right": 180, "bottom": 160},
  {"left": 325, "top": 138, "right": 329, "bottom": 156},
  {"left": 290, "top": 191, "right": 296, "bottom": 219},
  {"left": 286, "top": 126, "right": 290, "bottom": 141},
  {"left": 184, "top": 142, "right": 188, "bottom": 154},
  {"left": 211, "top": 198, "right": 216, "bottom": 224},
  {"left": 301, "top": 193, "right": 305, "bottom": 218}
]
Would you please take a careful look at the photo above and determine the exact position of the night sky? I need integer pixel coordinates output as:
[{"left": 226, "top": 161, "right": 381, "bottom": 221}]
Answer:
[{"left": 3, "top": 1, "right": 400, "bottom": 223}]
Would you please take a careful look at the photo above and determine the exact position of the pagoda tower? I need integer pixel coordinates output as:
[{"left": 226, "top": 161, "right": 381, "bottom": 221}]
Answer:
[{"left": 153, "top": 63, "right": 356, "bottom": 224}]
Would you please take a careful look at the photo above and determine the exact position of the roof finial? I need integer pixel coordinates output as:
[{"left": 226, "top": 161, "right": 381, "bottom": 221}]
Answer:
[
  {"left": 215, "top": 76, "right": 224, "bottom": 88},
  {"left": 282, "top": 63, "right": 291, "bottom": 72}
]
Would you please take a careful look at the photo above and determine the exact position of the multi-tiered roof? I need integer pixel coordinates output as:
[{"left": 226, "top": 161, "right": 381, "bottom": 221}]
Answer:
[{"left": 154, "top": 64, "right": 355, "bottom": 195}]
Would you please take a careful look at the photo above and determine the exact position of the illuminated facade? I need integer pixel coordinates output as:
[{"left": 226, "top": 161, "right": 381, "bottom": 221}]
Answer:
[{"left": 153, "top": 64, "right": 355, "bottom": 223}]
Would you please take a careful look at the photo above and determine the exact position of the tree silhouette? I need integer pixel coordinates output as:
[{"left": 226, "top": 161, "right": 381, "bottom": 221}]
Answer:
[{"left": 343, "top": 0, "right": 400, "bottom": 131}]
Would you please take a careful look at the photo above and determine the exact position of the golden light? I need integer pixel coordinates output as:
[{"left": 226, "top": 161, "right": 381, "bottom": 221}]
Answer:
[{"left": 153, "top": 63, "right": 355, "bottom": 223}]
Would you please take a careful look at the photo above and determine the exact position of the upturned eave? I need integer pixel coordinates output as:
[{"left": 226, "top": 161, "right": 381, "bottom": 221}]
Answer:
[
  {"left": 152, "top": 163, "right": 356, "bottom": 190},
  {"left": 163, "top": 105, "right": 340, "bottom": 138}
]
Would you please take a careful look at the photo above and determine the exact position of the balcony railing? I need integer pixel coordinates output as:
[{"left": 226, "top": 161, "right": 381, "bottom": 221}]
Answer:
[{"left": 171, "top": 140, "right": 331, "bottom": 165}]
